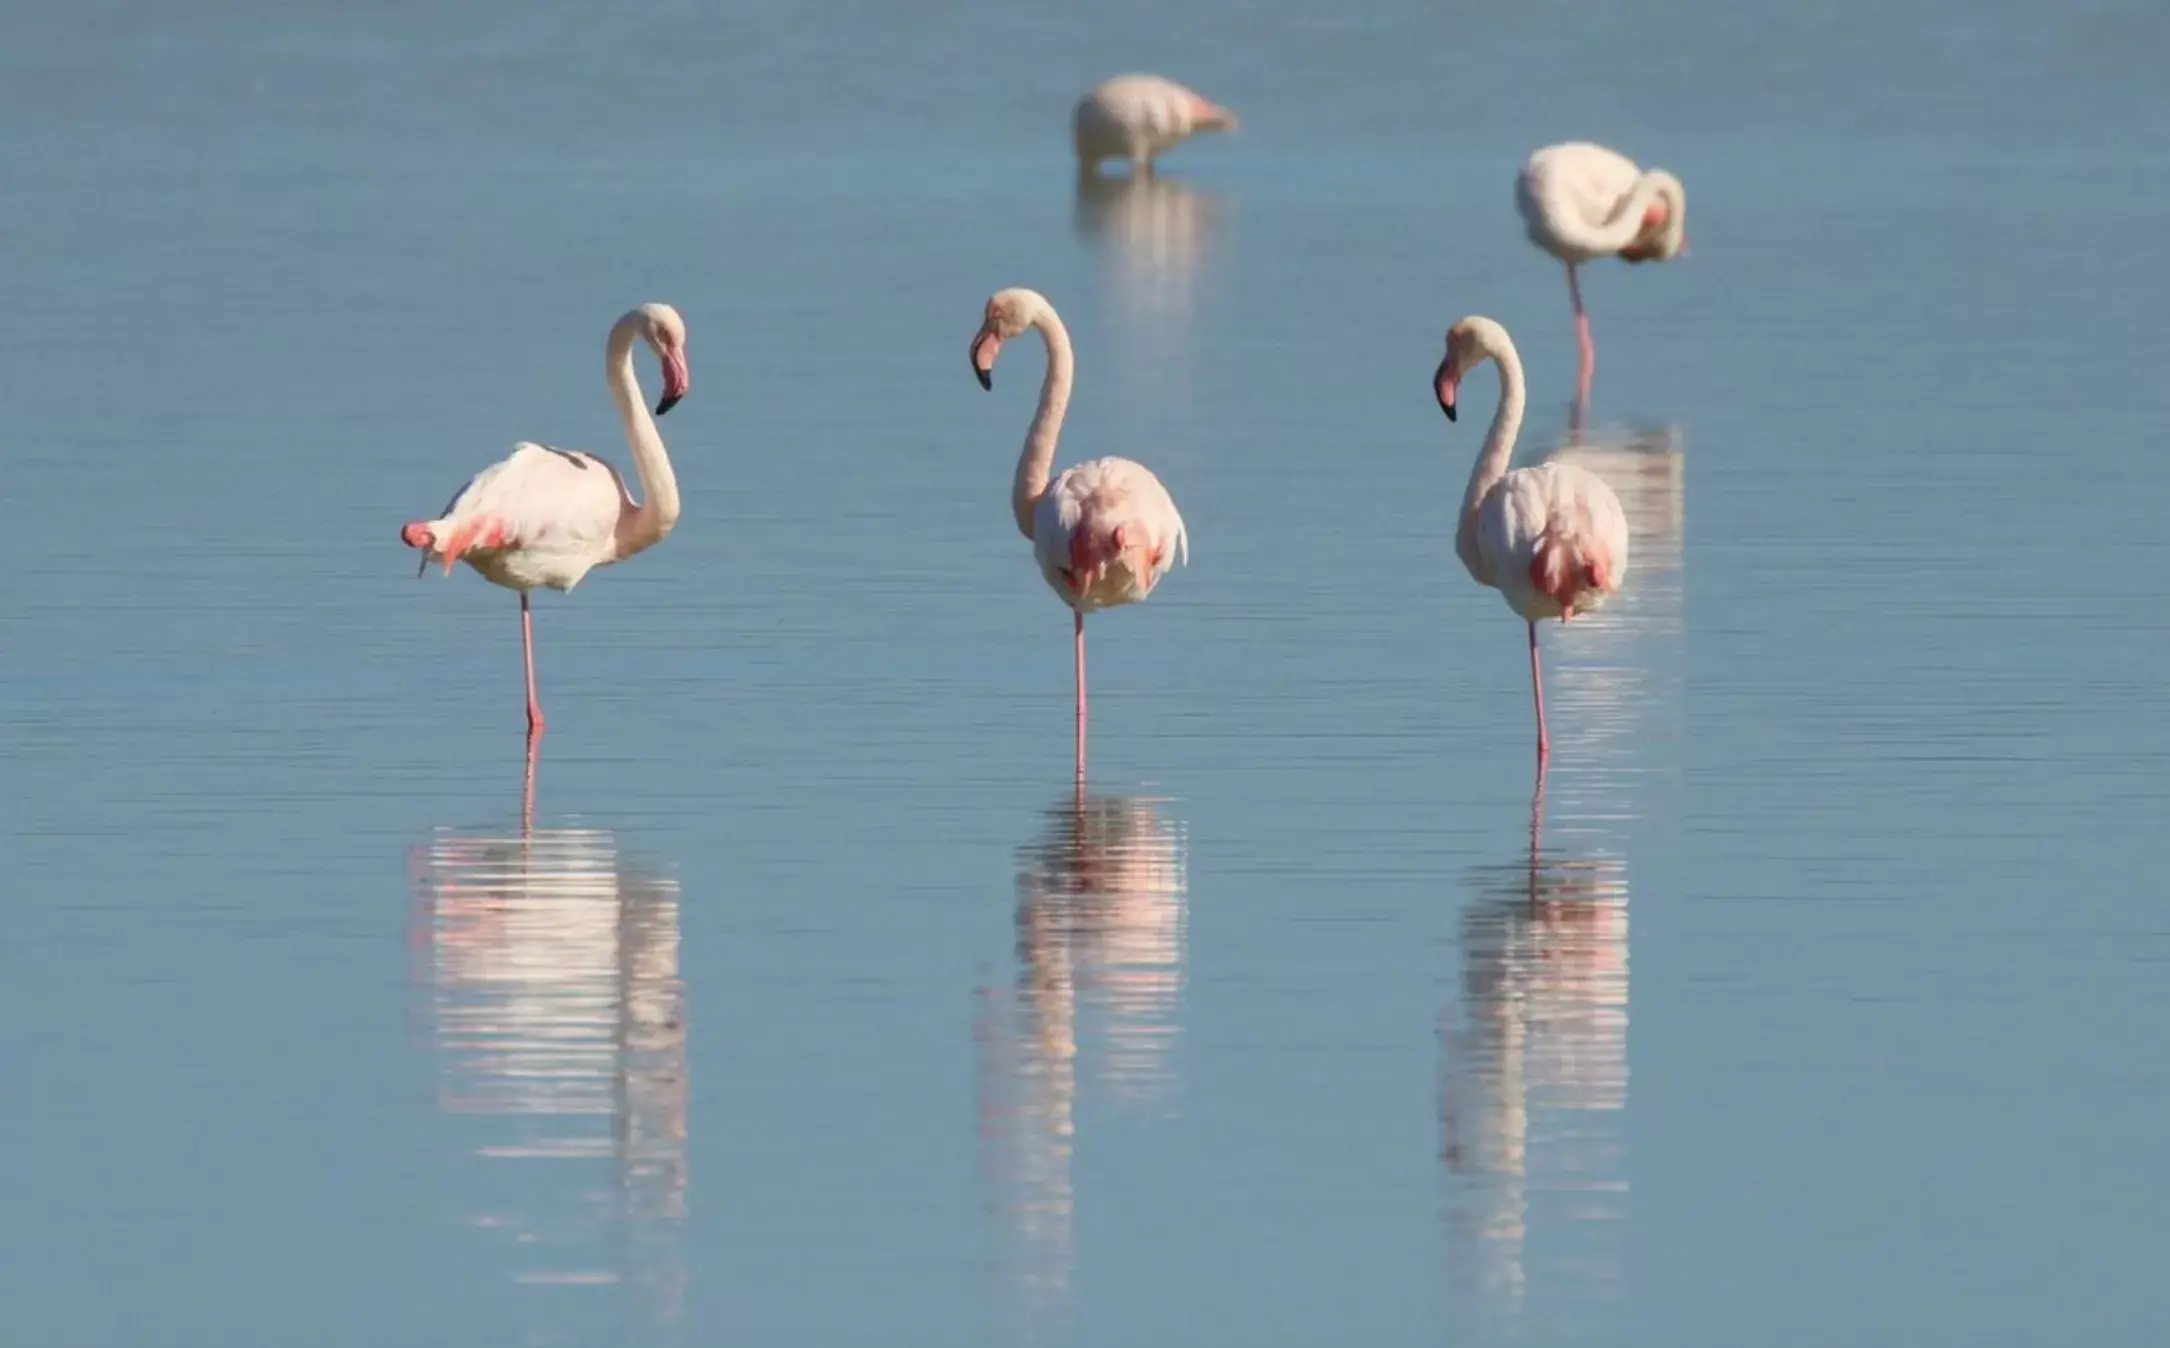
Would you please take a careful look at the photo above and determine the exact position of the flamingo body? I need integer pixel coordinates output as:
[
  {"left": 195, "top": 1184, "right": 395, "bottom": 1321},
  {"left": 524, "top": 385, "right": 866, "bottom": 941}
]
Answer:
[
  {"left": 407, "top": 443, "right": 631, "bottom": 591},
  {"left": 1073, "top": 75, "right": 1238, "bottom": 173},
  {"left": 1514, "top": 142, "right": 1678, "bottom": 265},
  {"left": 1471, "top": 462, "right": 1629, "bottom": 625},
  {"left": 1033, "top": 456, "right": 1189, "bottom": 613}
]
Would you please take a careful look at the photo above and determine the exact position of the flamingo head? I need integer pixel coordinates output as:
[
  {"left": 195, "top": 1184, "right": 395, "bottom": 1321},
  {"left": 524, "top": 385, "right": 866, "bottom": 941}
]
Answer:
[
  {"left": 971, "top": 287, "right": 1049, "bottom": 391},
  {"left": 634, "top": 302, "right": 691, "bottom": 415},
  {"left": 1434, "top": 315, "right": 1509, "bottom": 422},
  {"left": 1187, "top": 94, "right": 1239, "bottom": 134},
  {"left": 1619, "top": 171, "right": 1687, "bottom": 263}
]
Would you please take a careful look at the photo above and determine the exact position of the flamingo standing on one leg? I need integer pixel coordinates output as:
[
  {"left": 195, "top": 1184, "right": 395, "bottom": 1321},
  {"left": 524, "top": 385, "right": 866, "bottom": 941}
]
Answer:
[
  {"left": 1434, "top": 315, "right": 1628, "bottom": 771},
  {"left": 401, "top": 303, "right": 690, "bottom": 739},
  {"left": 1073, "top": 75, "right": 1238, "bottom": 179},
  {"left": 970, "top": 287, "right": 1188, "bottom": 783},
  {"left": 1514, "top": 142, "right": 1687, "bottom": 407}
]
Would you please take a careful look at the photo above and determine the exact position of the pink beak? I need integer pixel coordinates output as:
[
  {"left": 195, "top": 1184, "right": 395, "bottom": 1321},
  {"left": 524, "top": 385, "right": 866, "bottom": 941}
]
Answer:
[
  {"left": 971, "top": 330, "right": 1001, "bottom": 390},
  {"left": 656, "top": 348, "right": 690, "bottom": 416},
  {"left": 1434, "top": 358, "right": 1459, "bottom": 421}
]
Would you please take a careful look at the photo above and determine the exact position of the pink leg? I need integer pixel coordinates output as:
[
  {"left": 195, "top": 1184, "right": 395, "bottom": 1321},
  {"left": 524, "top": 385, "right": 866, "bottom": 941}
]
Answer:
[
  {"left": 1567, "top": 262, "right": 1594, "bottom": 407},
  {"left": 1074, "top": 610, "right": 1087, "bottom": 784},
  {"left": 520, "top": 730, "right": 539, "bottom": 837},
  {"left": 521, "top": 592, "right": 546, "bottom": 736},
  {"left": 1528, "top": 621, "right": 1550, "bottom": 769}
]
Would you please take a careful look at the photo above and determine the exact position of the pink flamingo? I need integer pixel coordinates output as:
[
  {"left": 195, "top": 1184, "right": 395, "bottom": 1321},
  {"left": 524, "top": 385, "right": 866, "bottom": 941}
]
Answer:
[
  {"left": 1434, "top": 316, "right": 1628, "bottom": 769},
  {"left": 1073, "top": 75, "right": 1238, "bottom": 178},
  {"left": 401, "top": 303, "right": 689, "bottom": 738},
  {"left": 971, "top": 287, "right": 1189, "bottom": 782},
  {"left": 1515, "top": 142, "right": 1687, "bottom": 404}
]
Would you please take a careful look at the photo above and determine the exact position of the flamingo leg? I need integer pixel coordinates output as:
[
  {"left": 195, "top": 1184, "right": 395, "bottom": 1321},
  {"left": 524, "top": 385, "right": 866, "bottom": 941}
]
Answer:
[
  {"left": 1566, "top": 262, "right": 1594, "bottom": 407},
  {"left": 520, "top": 730, "right": 539, "bottom": 837},
  {"left": 521, "top": 592, "right": 546, "bottom": 736},
  {"left": 1528, "top": 620, "right": 1550, "bottom": 768},
  {"left": 1074, "top": 610, "right": 1088, "bottom": 784}
]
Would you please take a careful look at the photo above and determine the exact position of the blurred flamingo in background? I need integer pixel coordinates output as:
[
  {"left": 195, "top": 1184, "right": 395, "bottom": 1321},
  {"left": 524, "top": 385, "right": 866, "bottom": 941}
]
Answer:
[
  {"left": 401, "top": 303, "right": 690, "bottom": 739},
  {"left": 971, "top": 287, "right": 1189, "bottom": 783},
  {"left": 1434, "top": 315, "right": 1628, "bottom": 771},
  {"left": 1073, "top": 75, "right": 1238, "bottom": 178},
  {"left": 1515, "top": 142, "right": 1687, "bottom": 405}
]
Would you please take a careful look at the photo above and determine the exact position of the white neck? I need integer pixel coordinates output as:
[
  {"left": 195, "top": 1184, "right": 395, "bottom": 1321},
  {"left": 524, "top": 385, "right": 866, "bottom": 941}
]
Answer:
[
  {"left": 1012, "top": 303, "right": 1076, "bottom": 540},
  {"left": 1454, "top": 329, "right": 1526, "bottom": 581},
  {"left": 606, "top": 317, "right": 680, "bottom": 560},
  {"left": 1552, "top": 173, "right": 1675, "bottom": 256}
]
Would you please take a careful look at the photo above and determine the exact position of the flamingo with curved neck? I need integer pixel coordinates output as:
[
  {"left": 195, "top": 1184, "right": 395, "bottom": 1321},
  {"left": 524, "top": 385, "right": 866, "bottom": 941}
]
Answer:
[
  {"left": 1514, "top": 142, "right": 1688, "bottom": 407},
  {"left": 1434, "top": 315, "right": 1628, "bottom": 772},
  {"left": 971, "top": 287, "right": 1189, "bottom": 782},
  {"left": 401, "top": 302, "right": 691, "bottom": 740}
]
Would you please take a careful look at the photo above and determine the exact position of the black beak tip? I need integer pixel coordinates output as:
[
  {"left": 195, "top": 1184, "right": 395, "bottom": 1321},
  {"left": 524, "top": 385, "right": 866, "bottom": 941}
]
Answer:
[
  {"left": 654, "top": 394, "right": 681, "bottom": 416},
  {"left": 1440, "top": 401, "right": 1457, "bottom": 422},
  {"left": 975, "top": 368, "right": 992, "bottom": 391}
]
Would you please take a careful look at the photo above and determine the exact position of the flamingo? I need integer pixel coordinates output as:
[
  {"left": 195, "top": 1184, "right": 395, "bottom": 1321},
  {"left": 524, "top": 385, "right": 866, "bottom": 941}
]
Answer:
[
  {"left": 1515, "top": 142, "right": 1687, "bottom": 404},
  {"left": 1073, "top": 74, "right": 1238, "bottom": 178},
  {"left": 1434, "top": 315, "right": 1628, "bottom": 769},
  {"left": 401, "top": 303, "right": 689, "bottom": 739},
  {"left": 970, "top": 287, "right": 1189, "bottom": 783}
]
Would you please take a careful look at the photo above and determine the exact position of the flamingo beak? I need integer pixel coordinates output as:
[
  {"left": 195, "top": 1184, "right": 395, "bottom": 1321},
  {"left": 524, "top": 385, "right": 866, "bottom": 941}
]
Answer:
[
  {"left": 1434, "top": 357, "right": 1459, "bottom": 421},
  {"left": 971, "top": 330, "right": 999, "bottom": 390},
  {"left": 655, "top": 347, "right": 690, "bottom": 416}
]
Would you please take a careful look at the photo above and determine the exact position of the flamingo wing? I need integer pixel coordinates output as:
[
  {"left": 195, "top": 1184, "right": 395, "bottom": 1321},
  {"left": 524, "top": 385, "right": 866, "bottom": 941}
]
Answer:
[
  {"left": 1517, "top": 142, "right": 1645, "bottom": 247},
  {"left": 418, "top": 442, "right": 629, "bottom": 577}
]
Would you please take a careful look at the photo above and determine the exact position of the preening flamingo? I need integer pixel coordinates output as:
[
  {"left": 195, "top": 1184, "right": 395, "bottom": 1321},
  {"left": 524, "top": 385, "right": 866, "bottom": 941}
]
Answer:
[
  {"left": 1073, "top": 74, "right": 1238, "bottom": 177},
  {"left": 401, "top": 303, "right": 689, "bottom": 737},
  {"left": 1515, "top": 142, "right": 1687, "bottom": 404},
  {"left": 1434, "top": 316, "right": 1628, "bottom": 769},
  {"left": 971, "top": 287, "right": 1189, "bottom": 782}
]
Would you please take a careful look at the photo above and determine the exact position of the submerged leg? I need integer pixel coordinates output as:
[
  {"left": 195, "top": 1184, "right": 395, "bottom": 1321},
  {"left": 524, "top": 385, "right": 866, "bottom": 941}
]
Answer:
[
  {"left": 1074, "top": 610, "right": 1088, "bottom": 784},
  {"left": 1528, "top": 620, "right": 1550, "bottom": 768},
  {"left": 1567, "top": 262, "right": 1594, "bottom": 407},
  {"left": 520, "top": 728, "right": 539, "bottom": 836},
  {"left": 521, "top": 592, "right": 546, "bottom": 735}
]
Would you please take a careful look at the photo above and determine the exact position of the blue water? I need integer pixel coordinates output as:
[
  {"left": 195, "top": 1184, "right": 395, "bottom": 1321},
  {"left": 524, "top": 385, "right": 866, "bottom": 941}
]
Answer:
[{"left": 4, "top": 1, "right": 2168, "bottom": 1344}]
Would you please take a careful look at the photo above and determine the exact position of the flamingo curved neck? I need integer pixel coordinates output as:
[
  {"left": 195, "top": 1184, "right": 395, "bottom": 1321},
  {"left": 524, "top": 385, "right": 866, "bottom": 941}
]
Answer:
[
  {"left": 606, "top": 320, "right": 680, "bottom": 560},
  {"left": 1013, "top": 306, "right": 1076, "bottom": 540},
  {"left": 1455, "top": 335, "right": 1526, "bottom": 581},
  {"left": 1557, "top": 173, "right": 1672, "bottom": 256}
]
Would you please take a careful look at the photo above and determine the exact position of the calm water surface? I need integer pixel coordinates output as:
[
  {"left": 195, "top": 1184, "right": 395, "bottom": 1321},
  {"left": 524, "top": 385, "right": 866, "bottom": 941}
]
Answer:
[{"left": 4, "top": 1, "right": 2168, "bottom": 1344}]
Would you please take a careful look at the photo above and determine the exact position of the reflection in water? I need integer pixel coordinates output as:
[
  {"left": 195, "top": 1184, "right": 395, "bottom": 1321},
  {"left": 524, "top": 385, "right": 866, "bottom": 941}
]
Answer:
[
  {"left": 977, "top": 793, "right": 1189, "bottom": 1336},
  {"left": 1537, "top": 423, "right": 1686, "bottom": 793},
  {"left": 1074, "top": 171, "right": 1216, "bottom": 334},
  {"left": 1440, "top": 787, "right": 1630, "bottom": 1322},
  {"left": 408, "top": 802, "right": 687, "bottom": 1335}
]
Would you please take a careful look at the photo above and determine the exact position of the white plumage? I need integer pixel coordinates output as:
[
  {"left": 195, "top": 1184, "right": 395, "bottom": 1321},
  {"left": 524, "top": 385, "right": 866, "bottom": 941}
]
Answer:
[
  {"left": 1032, "top": 456, "right": 1189, "bottom": 614},
  {"left": 1073, "top": 74, "right": 1238, "bottom": 174}
]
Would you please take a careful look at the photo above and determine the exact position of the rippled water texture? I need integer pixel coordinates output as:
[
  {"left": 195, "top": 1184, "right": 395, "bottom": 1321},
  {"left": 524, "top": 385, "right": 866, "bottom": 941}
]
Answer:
[{"left": 4, "top": 1, "right": 2168, "bottom": 1344}]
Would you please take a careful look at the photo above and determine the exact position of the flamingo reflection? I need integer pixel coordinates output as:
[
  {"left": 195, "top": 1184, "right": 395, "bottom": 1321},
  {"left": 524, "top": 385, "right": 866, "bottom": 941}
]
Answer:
[
  {"left": 976, "top": 792, "right": 1189, "bottom": 1328},
  {"left": 1440, "top": 785, "right": 1629, "bottom": 1318},
  {"left": 408, "top": 771, "right": 687, "bottom": 1328},
  {"left": 1074, "top": 172, "right": 1217, "bottom": 335}
]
